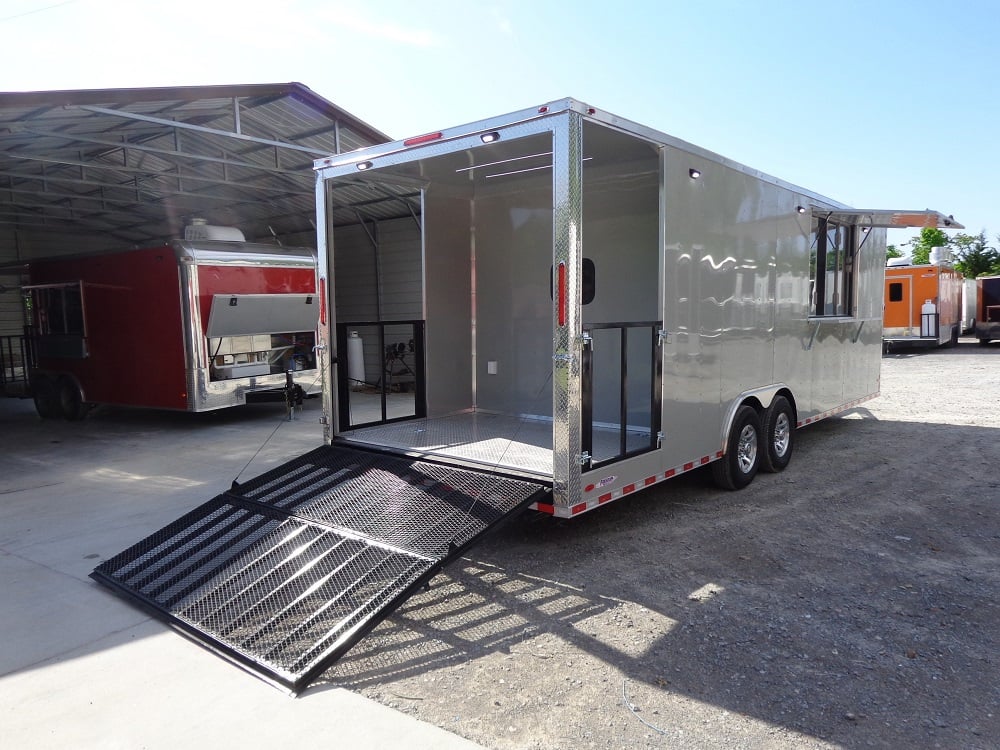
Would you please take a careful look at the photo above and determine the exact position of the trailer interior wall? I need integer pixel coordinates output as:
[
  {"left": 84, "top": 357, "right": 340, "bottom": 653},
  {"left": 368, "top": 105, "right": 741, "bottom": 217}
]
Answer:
[
  {"left": 329, "top": 127, "right": 662, "bottom": 436},
  {"left": 423, "top": 192, "right": 474, "bottom": 416}
]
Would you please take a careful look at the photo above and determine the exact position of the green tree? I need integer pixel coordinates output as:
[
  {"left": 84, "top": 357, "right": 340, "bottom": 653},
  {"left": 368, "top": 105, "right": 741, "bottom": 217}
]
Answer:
[
  {"left": 905, "top": 227, "right": 950, "bottom": 265},
  {"left": 950, "top": 231, "right": 999, "bottom": 278},
  {"left": 886, "top": 244, "right": 903, "bottom": 261}
]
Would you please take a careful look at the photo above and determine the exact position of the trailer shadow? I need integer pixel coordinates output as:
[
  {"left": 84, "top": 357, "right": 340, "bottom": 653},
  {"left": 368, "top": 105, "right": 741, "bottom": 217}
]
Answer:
[
  {"left": 317, "top": 414, "right": 1000, "bottom": 748},
  {"left": 883, "top": 337, "right": 1000, "bottom": 358}
]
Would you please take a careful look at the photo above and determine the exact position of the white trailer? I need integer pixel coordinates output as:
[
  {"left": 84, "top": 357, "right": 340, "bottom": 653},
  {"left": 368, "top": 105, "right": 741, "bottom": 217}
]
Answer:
[
  {"left": 312, "top": 99, "right": 961, "bottom": 515},
  {"left": 92, "top": 99, "right": 962, "bottom": 694}
]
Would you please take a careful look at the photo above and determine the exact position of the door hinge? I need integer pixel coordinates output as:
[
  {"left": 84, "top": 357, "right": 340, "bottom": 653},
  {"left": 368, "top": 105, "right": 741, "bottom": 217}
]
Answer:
[
  {"left": 580, "top": 331, "right": 593, "bottom": 349},
  {"left": 576, "top": 451, "right": 592, "bottom": 466}
]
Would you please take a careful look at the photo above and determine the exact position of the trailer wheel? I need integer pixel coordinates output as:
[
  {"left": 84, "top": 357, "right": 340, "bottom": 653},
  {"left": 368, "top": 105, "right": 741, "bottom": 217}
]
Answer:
[
  {"left": 761, "top": 396, "right": 794, "bottom": 473},
  {"left": 57, "top": 376, "right": 89, "bottom": 421},
  {"left": 32, "top": 375, "right": 62, "bottom": 419},
  {"left": 712, "top": 405, "right": 761, "bottom": 491}
]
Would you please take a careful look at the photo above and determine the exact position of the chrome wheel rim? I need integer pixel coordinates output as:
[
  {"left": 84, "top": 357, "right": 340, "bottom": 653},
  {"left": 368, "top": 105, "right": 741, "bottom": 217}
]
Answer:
[
  {"left": 737, "top": 424, "right": 758, "bottom": 474},
  {"left": 773, "top": 412, "right": 790, "bottom": 458}
]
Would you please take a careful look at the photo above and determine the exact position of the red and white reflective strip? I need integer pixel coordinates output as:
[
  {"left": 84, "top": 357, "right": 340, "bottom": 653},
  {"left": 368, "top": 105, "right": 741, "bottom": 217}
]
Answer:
[
  {"left": 532, "top": 450, "right": 724, "bottom": 518},
  {"left": 797, "top": 393, "right": 877, "bottom": 427},
  {"left": 532, "top": 391, "right": 879, "bottom": 519}
]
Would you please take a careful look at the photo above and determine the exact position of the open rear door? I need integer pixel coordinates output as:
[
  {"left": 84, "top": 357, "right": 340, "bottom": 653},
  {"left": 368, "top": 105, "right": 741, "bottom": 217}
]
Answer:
[{"left": 91, "top": 444, "right": 550, "bottom": 694}]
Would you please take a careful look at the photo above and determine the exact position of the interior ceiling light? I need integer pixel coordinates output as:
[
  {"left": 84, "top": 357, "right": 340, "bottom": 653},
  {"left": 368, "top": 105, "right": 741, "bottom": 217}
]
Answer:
[
  {"left": 481, "top": 132, "right": 500, "bottom": 143},
  {"left": 356, "top": 161, "right": 373, "bottom": 171},
  {"left": 455, "top": 151, "right": 553, "bottom": 174},
  {"left": 483, "top": 156, "right": 593, "bottom": 181},
  {"left": 796, "top": 205, "right": 807, "bottom": 214},
  {"left": 689, "top": 168, "right": 701, "bottom": 179}
]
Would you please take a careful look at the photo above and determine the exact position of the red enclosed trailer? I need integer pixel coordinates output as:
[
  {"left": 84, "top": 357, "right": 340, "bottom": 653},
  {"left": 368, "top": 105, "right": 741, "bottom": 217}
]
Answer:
[{"left": 25, "top": 238, "right": 319, "bottom": 418}]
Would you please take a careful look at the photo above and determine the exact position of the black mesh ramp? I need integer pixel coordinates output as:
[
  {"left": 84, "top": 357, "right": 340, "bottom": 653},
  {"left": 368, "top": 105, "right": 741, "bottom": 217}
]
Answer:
[{"left": 90, "top": 444, "right": 550, "bottom": 695}]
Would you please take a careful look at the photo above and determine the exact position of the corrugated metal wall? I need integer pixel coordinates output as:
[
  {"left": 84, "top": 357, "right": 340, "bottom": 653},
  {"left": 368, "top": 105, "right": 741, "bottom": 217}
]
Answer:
[
  {"left": 332, "top": 216, "right": 422, "bottom": 385},
  {"left": 0, "top": 274, "right": 24, "bottom": 337}
]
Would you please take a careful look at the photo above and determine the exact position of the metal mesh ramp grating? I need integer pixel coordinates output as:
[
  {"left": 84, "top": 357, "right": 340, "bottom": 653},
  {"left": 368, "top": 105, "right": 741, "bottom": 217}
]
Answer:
[{"left": 91, "top": 444, "right": 550, "bottom": 694}]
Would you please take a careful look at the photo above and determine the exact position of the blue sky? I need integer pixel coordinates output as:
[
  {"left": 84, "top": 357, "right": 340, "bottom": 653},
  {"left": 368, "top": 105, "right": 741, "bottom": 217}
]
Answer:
[{"left": 3, "top": 0, "right": 996, "bottom": 248}]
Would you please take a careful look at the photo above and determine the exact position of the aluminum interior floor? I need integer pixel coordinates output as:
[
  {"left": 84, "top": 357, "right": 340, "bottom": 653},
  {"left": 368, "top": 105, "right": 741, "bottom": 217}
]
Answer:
[{"left": 338, "top": 412, "right": 649, "bottom": 477}]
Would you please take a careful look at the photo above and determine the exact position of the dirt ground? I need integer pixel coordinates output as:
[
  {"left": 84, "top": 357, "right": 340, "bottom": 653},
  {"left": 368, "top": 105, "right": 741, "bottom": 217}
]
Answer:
[{"left": 319, "top": 339, "right": 1000, "bottom": 749}]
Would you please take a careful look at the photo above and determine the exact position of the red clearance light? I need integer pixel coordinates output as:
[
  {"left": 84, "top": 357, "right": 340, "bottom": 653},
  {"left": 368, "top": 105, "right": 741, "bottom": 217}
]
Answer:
[
  {"left": 538, "top": 106, "right": 549, "bottom": 113},
  {"left": 404, "top": 131, "right": 443, "bottom": 147},
  {"left": 557, "top": 261, "right": 567, "bottom": 326}
]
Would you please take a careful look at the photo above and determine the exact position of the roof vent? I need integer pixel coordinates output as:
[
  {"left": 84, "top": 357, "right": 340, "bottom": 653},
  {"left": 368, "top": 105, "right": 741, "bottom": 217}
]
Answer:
[{"left": 185, "top": 219, "right": 245, "bottom": 242}]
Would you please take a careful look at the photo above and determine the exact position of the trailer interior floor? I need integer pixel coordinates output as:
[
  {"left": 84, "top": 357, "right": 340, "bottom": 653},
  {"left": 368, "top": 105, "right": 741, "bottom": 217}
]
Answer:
[
  {"left": 338, "top": 412, "right": 647, "bottom": 478},
  {"left": 339, "top": 412, "right": 554, "bottom": 478}
]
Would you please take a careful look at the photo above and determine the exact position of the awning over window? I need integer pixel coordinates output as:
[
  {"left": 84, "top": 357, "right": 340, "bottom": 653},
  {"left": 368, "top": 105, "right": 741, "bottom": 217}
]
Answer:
[{"left": 810, "top": 209, "right": 964, "bottom": 230}]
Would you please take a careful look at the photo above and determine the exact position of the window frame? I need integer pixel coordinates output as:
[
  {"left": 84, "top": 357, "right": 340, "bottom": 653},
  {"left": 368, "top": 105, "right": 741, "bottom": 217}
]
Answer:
[{"left": 810, "top": 217, "right": 858, "bottom": 318}]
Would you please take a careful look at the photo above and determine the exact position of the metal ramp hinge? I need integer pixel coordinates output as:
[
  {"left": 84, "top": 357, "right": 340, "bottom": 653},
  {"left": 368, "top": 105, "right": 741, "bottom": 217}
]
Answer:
[
  {"left": 576, "top": 452, "right": 592, "bottom": 466},
  {"left": 658, "top": 329, "right": 671, "bottom": 344},
  {"left": 580, "top": 332, "right": 593, "bottom": 349}
]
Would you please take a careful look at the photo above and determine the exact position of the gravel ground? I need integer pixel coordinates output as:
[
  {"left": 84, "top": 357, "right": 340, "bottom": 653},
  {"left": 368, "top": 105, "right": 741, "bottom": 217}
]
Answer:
[{"left": 320, "top": 338, "right": 1000, "bottom": 749}]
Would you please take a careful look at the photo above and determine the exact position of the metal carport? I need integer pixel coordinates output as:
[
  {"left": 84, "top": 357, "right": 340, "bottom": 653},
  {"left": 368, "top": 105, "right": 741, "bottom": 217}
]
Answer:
[{"left": 0, "top": 82, "right": 391, "bottom": 393}]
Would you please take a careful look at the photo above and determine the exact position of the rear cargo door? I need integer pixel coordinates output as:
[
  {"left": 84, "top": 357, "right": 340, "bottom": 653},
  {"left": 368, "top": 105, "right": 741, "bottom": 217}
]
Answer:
[{"left": 91, "top": 444, "right": 549, "bottom": 694}]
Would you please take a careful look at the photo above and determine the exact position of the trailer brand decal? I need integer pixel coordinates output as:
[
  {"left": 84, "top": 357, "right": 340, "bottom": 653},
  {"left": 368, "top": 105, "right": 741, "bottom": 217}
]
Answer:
[{"left": 596, "top": 476, "right": 616, "bottom": 489}]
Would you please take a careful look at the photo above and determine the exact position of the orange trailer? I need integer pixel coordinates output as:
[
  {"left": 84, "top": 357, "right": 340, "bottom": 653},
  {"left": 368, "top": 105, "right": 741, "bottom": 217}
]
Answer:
[{"left": 883, "top": 260, "right": 963, "bottom": 350}]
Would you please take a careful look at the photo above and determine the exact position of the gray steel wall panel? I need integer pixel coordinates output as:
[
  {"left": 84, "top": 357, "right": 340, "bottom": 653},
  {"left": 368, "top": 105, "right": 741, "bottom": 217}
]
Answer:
[
  {"left": 474, "top": 185, "right": 553, "bottom": 417},
  {"left": 424, "top": 192, "right": 473, "bottom": 416}
]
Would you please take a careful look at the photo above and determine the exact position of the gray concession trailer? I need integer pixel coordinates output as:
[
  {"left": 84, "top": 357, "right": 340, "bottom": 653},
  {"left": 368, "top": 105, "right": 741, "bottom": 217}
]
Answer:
[{"left": 92, "top": 99, "right": 960, "bottom": 693}]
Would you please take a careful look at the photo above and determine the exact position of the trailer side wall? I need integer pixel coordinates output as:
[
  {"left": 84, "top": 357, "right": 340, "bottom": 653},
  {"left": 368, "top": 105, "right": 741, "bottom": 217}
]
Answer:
[{"left": 31, "top": 247, "right": 188, "bottom": 409}]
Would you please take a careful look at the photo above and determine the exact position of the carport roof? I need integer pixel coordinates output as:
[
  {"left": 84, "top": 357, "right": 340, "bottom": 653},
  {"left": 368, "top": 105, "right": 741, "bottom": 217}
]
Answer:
[{"left": 0, "top": 83, "right": 391, "bottom": 248}]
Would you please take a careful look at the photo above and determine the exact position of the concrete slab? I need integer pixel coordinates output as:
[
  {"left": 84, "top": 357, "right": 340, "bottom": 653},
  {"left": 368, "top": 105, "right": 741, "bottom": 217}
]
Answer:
[{"left": 0, "top": 396, "right": 484, "bottom": 749}]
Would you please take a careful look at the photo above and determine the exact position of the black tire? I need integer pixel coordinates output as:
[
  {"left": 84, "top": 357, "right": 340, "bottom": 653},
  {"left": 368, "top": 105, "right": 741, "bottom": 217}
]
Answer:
[
  {"left": 712, "top": 405, "right": 762, "bottom": 491},
  {"left": 57, "top": 376, "right": 89, "bottom": 421},
  {"left": 32, "top": 375, "right": 62, "bottom": 419},
  {"left": 760, "top": 395, "right": 795, "bottom": 473},
  {"left": 979, "top": 338, "right": 991, "bottom": 347}
]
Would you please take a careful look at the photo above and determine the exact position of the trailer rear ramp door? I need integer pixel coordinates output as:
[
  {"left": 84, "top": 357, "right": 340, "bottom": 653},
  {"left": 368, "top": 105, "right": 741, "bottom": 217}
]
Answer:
[{"left": 90, "top": 444, "right": 550, "bottom": 695}]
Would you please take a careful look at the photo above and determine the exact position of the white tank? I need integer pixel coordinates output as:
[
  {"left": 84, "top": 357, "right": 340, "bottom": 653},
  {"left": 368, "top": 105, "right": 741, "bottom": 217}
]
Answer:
[
  {"left": 347, "top": 331, "right": 365, "bottom": 389},
  {"left": 920, "top": 300, "right": 937, "bottom": 337}
]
